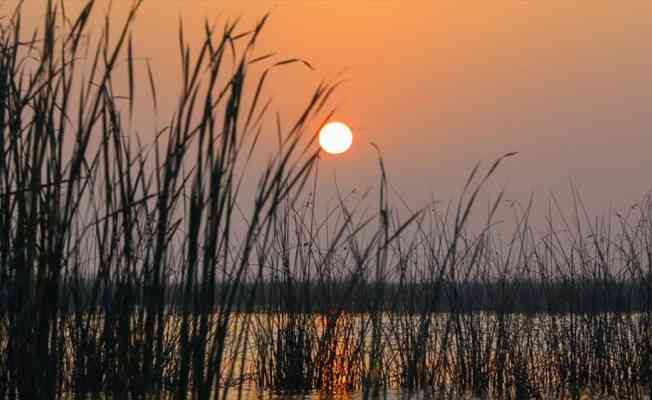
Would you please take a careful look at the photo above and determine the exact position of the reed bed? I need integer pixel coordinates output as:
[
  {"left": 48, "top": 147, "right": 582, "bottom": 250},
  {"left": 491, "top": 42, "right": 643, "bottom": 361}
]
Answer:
[{"left": 0, "top": 2, "right": 651, "bottom": 400}]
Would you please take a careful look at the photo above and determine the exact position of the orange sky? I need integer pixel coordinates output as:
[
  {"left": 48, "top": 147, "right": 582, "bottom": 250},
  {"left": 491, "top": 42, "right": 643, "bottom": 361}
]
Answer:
[{"left": 13, "top": 1, "right": 652, "bottom": 220}]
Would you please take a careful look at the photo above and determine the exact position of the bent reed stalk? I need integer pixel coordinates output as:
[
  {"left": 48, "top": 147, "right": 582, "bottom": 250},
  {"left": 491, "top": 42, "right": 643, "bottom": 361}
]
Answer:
[{"left": 1, "top": 2, "right": 652, "bottom": 400}]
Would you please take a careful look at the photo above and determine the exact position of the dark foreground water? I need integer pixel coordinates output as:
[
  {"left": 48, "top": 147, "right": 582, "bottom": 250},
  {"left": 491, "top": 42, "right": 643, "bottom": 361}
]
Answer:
[
  {"left": 46, "top": 311, "right": 652, "bottom": 399},
  {"left": 60, "top": 386, "right": 652, "bottom": 400}
]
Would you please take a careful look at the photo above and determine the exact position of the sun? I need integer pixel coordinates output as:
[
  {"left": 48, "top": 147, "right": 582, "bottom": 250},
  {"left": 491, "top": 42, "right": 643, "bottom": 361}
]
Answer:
[{"left": 319, "top": 122, "right": 353, "bottom": 155}]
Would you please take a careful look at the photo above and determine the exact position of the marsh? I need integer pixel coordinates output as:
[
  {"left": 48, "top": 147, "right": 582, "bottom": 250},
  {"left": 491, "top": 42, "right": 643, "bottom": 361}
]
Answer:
[{"left": 2, "top": 1, "right": 652, "bottom": 399}]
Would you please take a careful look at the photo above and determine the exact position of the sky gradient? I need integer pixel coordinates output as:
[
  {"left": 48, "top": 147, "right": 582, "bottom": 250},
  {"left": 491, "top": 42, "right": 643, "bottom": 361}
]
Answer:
[{"left": 15, "top": 0, "right": 652, "bottom": 220}]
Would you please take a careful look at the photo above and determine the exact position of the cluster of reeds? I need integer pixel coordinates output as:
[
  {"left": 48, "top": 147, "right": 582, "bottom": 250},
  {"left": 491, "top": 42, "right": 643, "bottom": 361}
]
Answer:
[
  {"left": 380, "top": 191, "right": 652, "bottom": 399},
  {"left": 0, "top": 1, "right": 343, "bottom": 398},
  {"left": 250, "top": 188, "right": 652, "bottom": 399},
  {"left": 1, "top": 2, "right": 652, "bottom": 400}
]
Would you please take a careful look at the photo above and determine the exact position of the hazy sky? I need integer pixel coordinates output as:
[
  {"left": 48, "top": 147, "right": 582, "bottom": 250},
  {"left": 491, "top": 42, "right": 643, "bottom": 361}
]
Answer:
[{"left": 15, "top": 1, "right": 652, "bottom": 222}]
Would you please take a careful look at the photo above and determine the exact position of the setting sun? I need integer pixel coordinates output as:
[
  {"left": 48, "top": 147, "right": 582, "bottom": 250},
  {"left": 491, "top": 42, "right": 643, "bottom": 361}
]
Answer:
[{"left": 318, "top": 122, "right": 353, "bottom": 154}]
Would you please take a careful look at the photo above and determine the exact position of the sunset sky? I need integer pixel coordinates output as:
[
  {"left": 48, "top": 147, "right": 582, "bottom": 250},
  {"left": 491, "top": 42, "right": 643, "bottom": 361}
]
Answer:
[{"left": 16, "top": 1, "right": 652, "bottom": 220}]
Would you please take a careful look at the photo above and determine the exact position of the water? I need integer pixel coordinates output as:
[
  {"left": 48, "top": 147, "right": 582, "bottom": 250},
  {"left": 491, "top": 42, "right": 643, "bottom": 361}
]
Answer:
[{"left": 40, "top": 311, "right": 652, "bottom": 399}]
